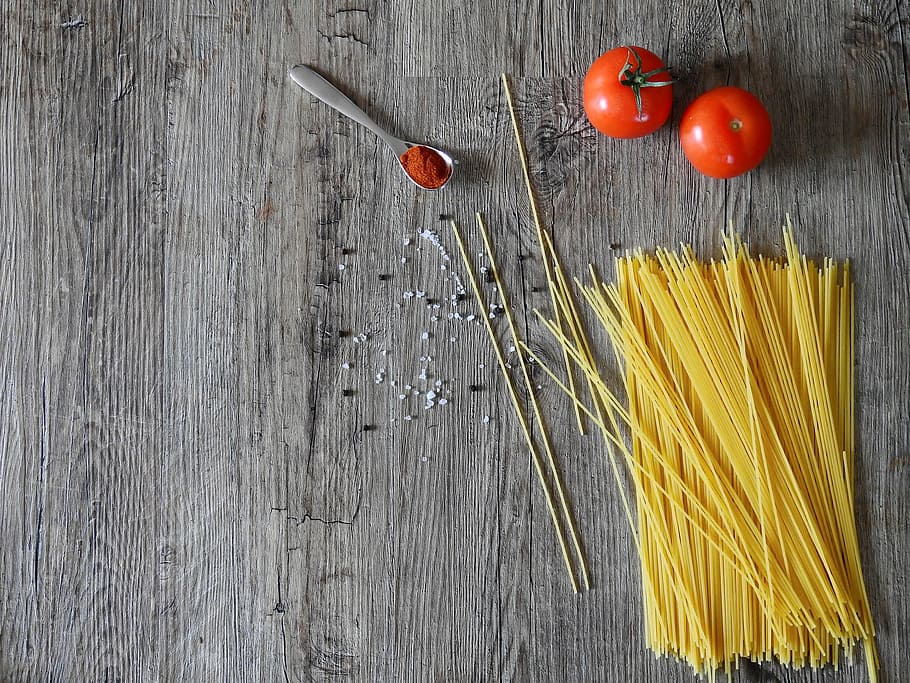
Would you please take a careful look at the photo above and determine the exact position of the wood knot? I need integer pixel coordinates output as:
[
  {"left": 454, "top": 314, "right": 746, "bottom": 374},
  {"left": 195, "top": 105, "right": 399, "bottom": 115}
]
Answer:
[
  {"left": 530, "top": 103, "right": 595, "bottom": 201},
  {"left": 844, "top": 12, "right": 894, "bottom": 63}
]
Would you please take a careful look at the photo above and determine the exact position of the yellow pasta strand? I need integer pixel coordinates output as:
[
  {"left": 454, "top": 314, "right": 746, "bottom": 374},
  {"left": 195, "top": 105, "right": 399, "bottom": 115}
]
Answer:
[{"left": 450, "top": 219, "right": 581, "bottom": 593}]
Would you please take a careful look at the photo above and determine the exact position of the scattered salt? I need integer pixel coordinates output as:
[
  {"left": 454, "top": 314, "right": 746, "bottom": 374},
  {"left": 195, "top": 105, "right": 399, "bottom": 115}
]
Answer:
[
  {"left": 418, "top": 228, "right": 452, "bottom": 262},
  {"left": 341, "top": 362, "right": 351, "bottom": 370},
  {"left": 482, "top": 415, "right": 491, "bottom": 424},
  {"left": 421, "top": 331, "right": 429, "bottom": 340},
  {"left": 438, "top": 398, "right": 448, "bottom": 406},
  {"left": 338, "top": 264, "right": 346, "bottom": 271}
]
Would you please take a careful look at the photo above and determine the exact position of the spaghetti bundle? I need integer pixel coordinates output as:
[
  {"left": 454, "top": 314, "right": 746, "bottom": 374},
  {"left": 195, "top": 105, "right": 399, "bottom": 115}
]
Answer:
[{"left": 534, "top": 228, "right": 877, "bottom": 680}]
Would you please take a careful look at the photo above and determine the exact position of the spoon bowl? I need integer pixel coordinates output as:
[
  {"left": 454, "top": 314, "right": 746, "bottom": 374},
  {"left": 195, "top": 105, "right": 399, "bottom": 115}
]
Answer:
[
  {"left": 398, "top": 143, "right": 454, "bottom": 191},
  {"left": 288, "top": 65, "right": 454, "bottom": 190}
]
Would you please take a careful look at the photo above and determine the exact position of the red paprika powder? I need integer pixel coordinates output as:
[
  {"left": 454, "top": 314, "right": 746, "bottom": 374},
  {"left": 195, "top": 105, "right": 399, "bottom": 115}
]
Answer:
[{"left": 399, "top": 145, "right": 451, "bottom": 189}]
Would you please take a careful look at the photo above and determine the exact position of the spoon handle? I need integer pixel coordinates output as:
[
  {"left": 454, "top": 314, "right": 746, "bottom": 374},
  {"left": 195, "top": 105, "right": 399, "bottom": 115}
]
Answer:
[{"left": 288, "top": 65, "right": 408, "bottom": 157}]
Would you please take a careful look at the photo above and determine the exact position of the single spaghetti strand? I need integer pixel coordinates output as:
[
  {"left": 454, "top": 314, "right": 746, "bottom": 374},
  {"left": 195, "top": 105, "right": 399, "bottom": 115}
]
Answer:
[
  {"left": 542, "top": 229, "right": 604, "bottom": 420},
  {"left": 476, "top": 213, "right": 591, "bottom": 589},
  {"left": 450, "top": 219, "right": 580, "bottom": 593},
  {"left": 501, "top": 72, "right": 585, "bottom": 434}
]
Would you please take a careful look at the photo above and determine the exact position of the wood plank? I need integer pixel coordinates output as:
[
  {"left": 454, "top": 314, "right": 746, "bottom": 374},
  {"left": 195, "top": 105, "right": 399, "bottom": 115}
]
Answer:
[{"left": 1, "top": 1, "right": 167, "bottom": 679}]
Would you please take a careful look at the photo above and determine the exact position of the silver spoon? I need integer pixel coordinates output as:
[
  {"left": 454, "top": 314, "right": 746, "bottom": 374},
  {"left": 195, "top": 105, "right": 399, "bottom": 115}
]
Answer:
[{"left": 288, "top": 65, "right": 454, "bottom": 191}]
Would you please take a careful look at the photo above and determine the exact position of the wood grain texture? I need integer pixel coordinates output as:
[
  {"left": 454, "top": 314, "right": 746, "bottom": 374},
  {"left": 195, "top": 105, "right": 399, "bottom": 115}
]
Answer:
[{"left": 1, "top": 0, "right": 908, "bottom": 681}]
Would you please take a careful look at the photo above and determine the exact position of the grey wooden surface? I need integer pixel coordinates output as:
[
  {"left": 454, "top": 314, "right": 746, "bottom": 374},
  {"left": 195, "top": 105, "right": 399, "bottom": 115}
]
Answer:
[{"left": 1, "top": 1, "right": 908, "bottom": 681}]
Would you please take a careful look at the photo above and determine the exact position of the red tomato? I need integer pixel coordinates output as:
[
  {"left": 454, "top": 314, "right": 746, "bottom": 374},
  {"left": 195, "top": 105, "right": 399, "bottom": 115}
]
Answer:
[
  {"left": 583, "top": 46, "right": 673, "bottom": 139},
  {"left": 679, "top": 87, "right": 772, "bottom": 178}
]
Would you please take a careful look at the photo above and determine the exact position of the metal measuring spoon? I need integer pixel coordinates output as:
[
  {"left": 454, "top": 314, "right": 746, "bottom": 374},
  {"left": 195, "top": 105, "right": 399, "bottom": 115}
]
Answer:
[{"left": 288, "top": 65, "right": 454, "bottom": 191}]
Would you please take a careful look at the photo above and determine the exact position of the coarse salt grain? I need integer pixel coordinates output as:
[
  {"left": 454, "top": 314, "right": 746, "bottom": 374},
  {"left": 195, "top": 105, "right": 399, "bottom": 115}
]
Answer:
[{"left": 438, "top": 398, "right": 448, "bottom": 406}]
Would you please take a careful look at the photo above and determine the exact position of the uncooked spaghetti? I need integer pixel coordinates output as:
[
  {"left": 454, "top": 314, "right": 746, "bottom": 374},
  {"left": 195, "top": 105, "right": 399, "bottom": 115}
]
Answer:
[{"left": 531, "top": 225, "right": 877, "bottom": 681}]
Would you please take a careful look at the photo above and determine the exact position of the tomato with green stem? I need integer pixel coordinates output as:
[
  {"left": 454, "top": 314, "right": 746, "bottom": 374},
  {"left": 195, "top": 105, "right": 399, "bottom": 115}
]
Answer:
[
  {"left": 679, "top": 87, "right": 772, "bottom": 178},
  {"left": 583, "top": 46, "right": 674, "bottom": 139}
]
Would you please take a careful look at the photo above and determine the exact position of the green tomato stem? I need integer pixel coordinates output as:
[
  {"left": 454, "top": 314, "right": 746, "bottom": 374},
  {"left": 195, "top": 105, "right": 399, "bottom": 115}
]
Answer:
[{"left": 618, "top": 46, "right": 674, "bottom": 119}]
